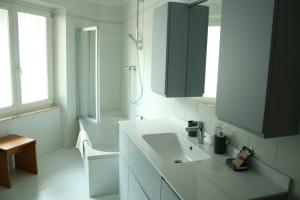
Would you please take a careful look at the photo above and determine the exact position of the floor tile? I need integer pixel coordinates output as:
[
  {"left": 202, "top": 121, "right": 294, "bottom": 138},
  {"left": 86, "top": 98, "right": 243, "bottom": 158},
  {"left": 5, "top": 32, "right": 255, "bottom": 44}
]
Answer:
[{"left": 0, "top": 148, "right": 119, "bottom": 200}]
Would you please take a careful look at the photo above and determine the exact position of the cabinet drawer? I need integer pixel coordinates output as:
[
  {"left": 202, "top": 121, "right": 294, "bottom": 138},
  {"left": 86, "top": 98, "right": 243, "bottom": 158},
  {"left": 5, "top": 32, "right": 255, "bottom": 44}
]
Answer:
[
  {"left": 129, "top": 170, "right": 148, "bottom": 200},
  {"left": 119, "top": 154, "right": 129, "bottom": 200},
  {"left": 161, "top": 179, "right": 181, "bottom": 200},
  {"left": 119, "top": 128, "right": 129, "bottom": 162},
  {"left": 128, "top": 139, "right": 161, "bottom": 200}
]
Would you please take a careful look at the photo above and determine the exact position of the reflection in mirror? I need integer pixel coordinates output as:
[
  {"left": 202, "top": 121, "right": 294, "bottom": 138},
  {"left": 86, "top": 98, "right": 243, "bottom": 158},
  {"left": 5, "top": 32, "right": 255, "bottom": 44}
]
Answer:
[
  {"left": 77, "top": 26, "right": 100, "bottom": 123},
  {"left": 201, "top": 0, "right": 222, "bottom": 100},
  {"left": 203, "top": 26, "right": 221, "bottom": 98}
]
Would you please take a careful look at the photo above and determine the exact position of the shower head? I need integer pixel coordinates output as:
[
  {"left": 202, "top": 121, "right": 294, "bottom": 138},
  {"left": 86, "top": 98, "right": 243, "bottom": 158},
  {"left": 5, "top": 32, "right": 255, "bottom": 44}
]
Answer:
[
  {"left": 127, "top": 34, "right": 138, "bottom": 43},
  {"left": 127, "top": 33, "right": 143, "bottom": 50},
  {"left": 127, "top": 0, "right": 144, "bottom": 51}
]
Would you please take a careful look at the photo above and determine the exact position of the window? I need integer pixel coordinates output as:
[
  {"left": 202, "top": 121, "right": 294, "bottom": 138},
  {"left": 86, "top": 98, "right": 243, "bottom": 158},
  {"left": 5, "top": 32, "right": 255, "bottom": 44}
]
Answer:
[
  {"left": 0, "top": 8, "right": 13, "bottom": 109},
  {"left": 18, "top": 12, "right": 49, "bottom": 104},
  {"left": 203, "top": 26, "right": 221, "bottom": 98},
  {"left": 0, "top": 3, "right": 53, "bottom": 117}
]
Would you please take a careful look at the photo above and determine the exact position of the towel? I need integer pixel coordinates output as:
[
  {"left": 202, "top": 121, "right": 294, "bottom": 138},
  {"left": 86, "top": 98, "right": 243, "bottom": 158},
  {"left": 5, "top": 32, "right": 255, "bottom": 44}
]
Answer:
[{"left": 76, "top": 130, "right": 91, "bottom": 158}]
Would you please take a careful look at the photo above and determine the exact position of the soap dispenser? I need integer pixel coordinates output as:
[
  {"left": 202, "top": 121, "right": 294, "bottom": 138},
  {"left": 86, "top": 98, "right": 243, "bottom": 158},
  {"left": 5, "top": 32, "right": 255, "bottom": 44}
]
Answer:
[{"left": 214, "top": 127, "right": 227, "bottom": 154}]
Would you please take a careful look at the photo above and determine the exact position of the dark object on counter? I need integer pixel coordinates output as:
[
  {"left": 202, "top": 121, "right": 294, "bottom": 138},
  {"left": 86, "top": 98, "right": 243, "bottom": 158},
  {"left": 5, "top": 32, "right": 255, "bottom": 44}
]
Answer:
[
  {"left": 214, "top": 133, "right": 227, "bottom": 154},
  {"left": 187, "top": 121, "right": 198, "bottom": 137},
  {"left": 226, "top": 158, "right": 249, "bottom": 171},
  {"left": 226, "top": 146, "right": 254, "bottom": 172}
]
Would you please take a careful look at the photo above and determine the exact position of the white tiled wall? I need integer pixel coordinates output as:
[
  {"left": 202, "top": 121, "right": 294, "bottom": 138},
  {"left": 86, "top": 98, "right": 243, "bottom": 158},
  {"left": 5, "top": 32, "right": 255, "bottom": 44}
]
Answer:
[
  {"left": 100, "top": 23, "right": 122, "bottom": 111},
  {"left": 0, "top": 108, "right": 62, "bottom": 157},
  {"left": 120, "top": 1, "right": 300, "bottom": 199}
]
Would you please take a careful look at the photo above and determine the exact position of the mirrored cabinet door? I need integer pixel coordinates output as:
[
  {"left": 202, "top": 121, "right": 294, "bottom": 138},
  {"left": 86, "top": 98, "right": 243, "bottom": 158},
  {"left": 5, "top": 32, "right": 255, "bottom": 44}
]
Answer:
[{"left": 216, "top": 0, "right": 300, "bottom": 138}]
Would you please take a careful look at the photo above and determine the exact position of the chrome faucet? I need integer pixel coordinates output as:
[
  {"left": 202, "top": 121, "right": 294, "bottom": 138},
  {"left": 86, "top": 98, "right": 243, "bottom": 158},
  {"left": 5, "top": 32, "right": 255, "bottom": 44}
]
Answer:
[{"left": 185, "top": 121, "right": 205, "bottom": 144}]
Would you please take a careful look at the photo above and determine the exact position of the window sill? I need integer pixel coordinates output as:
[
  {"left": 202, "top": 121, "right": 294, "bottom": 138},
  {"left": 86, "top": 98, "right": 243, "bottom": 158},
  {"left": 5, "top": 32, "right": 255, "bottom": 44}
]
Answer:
[{"left": 0, "top": 105, "right": 60, "bottom": 123}]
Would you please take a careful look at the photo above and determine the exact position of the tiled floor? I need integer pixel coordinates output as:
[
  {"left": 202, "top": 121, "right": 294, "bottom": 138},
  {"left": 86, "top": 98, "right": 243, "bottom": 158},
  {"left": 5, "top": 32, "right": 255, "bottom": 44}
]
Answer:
[{"left": 0, "top": 148, "right": 119, "bottom": 200}]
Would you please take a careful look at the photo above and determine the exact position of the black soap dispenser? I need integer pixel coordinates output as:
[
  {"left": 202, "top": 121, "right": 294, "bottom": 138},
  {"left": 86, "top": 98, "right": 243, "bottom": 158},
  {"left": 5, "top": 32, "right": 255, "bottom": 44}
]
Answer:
[{"left": 214, "top": 127, "right": 227, "bottom": 154}]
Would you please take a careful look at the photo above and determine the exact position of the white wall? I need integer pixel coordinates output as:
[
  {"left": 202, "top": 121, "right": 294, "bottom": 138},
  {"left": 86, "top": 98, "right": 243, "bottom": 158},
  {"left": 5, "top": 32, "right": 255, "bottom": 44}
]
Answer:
[
  {"left": 20, "top": 0, "right": 123, "bottom": 22},
  {"left": 120, "top": 1, "right": 300, "bottom": 199},
  {"left": 0, "top": 108, "right": 61, "bottom": 156},
  {"left": 100, "top": 23, "right": 122, "bottom": 111}
]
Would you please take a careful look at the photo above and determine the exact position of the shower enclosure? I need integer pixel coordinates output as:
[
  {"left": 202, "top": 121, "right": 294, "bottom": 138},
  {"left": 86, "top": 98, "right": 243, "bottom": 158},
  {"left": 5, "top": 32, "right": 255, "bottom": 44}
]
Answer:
[
  {"left": 76, "top": 26, "right": 124, "bottom": 197},
  {"left": 76, "top": 26, "right": 101, "bottom": 123}
]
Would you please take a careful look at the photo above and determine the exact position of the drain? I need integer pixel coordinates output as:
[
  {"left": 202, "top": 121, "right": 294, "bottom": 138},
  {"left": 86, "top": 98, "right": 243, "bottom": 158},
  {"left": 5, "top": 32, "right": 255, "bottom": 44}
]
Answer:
[{"left": 174, "top": 160, "right": 183, "bottom": 164}]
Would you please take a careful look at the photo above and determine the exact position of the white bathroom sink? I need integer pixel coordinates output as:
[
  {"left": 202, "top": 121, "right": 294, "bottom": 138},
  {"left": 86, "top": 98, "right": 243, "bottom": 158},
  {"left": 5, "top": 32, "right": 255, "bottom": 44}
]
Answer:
[{"left": 142, "top": 133, "right": 209, "bottom": 163}]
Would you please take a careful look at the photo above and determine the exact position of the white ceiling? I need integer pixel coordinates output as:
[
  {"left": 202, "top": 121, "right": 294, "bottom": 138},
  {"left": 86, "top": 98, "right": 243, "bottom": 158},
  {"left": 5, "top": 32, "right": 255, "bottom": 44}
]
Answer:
[
  {"left": 84, "top": 0, "right": 127, "bottom": 6},
  {"left": 83, "top": 0, "right": 221, "bottom": 7}
]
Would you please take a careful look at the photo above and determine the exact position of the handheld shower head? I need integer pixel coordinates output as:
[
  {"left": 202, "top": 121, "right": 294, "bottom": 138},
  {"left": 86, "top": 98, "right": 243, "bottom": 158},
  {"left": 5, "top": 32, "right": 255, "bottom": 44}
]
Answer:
[
  {"left": 127, "top": 34, "right": 137, "bottom": 43},
  {"left": 127, "top": 33, "right": 143, "bottom": 50},
  {"left": 127, "top": 0, "right": 144, "bottom": 51}
]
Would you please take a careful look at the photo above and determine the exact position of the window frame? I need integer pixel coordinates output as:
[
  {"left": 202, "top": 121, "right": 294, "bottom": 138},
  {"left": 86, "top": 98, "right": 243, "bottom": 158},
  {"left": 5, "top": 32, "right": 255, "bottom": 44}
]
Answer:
[
  {"left": 0, "top": 2, "right": 17, "bottom": 117},
  {"left": 0, "top": 2, "right": 54, "bottom": 118}
]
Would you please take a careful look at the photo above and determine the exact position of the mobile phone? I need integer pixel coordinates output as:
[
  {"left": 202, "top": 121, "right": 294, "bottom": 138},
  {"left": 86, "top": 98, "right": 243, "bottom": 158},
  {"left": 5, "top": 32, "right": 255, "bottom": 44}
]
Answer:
[{"left": 232, "top": 146, "right": 253, "bottom": 167}]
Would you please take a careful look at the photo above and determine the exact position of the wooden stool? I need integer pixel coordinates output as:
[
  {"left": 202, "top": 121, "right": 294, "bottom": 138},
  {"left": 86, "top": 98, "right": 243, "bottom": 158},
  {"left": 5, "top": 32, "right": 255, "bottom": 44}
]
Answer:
[{"left": 0, "top": 135, "right": 38, "bottom": 188}]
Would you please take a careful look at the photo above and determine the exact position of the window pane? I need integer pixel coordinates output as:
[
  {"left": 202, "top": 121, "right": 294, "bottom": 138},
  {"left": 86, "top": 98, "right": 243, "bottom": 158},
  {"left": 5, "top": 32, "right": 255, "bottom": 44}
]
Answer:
[
  {"left": 204, "top": 26, "right": 221, "bottom": 98},
  {"left": 18, "top": 12, "right": 48, "bottom": 104},
  {"left": 0, "top": 8, "right": 13, "bottom": 109}
]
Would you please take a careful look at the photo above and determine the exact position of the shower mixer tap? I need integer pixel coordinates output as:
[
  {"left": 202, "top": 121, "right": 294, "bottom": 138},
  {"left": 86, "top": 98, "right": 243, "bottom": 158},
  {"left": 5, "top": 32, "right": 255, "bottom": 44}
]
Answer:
[{"left": 121, "top": 65, "right": 136, "bottom": 71}]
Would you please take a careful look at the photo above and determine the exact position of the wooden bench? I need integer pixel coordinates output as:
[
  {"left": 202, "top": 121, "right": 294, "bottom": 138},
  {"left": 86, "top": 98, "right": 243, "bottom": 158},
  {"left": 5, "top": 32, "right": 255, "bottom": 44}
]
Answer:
[{"left": 0, "top": 135, "right": 38, "bottom": 188}]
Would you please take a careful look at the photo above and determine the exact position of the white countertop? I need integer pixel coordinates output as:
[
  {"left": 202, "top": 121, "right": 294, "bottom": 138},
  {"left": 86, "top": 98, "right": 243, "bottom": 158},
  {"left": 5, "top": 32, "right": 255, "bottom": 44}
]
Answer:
[{"left": 119, "top": 119, "right": 288, "bottom": 200}]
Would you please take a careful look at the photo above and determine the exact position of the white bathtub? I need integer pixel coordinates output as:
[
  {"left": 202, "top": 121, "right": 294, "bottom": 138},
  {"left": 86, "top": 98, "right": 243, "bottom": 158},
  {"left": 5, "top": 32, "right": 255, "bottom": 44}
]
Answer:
[{"left": 77, "top": 112, "right": 126, "bottom": 197}]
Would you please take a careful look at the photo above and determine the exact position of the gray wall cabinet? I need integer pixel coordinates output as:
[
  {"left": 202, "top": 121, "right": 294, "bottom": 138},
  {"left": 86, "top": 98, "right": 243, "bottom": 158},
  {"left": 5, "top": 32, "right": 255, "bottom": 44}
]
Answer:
[
  {"left": 216, "top": 0, "right": 300, "bottom": 138},
  {"left": 151, "top": 2, "right": 209, "bottom": 97}
]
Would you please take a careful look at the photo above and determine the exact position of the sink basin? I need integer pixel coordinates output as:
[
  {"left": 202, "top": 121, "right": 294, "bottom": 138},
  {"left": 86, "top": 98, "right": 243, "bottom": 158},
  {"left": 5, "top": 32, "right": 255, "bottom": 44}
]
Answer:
[{"left": 142, "top": 133, "right": 209, "bottom": 163}]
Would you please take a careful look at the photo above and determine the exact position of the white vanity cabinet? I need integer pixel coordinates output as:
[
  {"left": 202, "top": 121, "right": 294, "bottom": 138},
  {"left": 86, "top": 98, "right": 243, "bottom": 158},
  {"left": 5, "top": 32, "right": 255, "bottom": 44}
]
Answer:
[
  {"left": 119, "top": 128, "right": 163, "bottom": 200},
  {"left": 119, "top": 128, "right": 180, "bottom": 200},
  {"left": 161, "top": 179, "right": 180, "bottom": 200},
  {"left": 118, "top": 122, "right": 288, "bottom": 200},
  {"left": 128, "top": 139, "right": 161, "bottom": 200},
  {"left": 119, "top": 154, "right": 128, "bottom": 200},
  {"left": 119, "top": 129, "right": 129, "bottom": 200},
  {"left": 119, "top": 129, "right": 129, "bottom": 162},
  {"left": 128, "top": 170, "right": 148, "bottom": 200}
]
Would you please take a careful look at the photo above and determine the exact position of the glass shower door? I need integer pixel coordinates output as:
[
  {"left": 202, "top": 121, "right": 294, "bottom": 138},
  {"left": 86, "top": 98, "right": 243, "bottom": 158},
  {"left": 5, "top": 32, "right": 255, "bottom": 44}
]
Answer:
[{"left": 77, "top": 26, "right": 100, "bottom": 123}]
